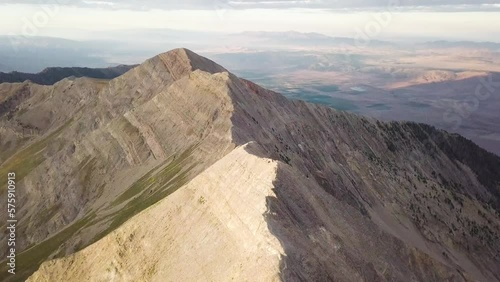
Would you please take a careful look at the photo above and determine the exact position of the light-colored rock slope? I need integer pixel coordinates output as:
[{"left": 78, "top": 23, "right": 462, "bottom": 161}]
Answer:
[{"left": 28, "top": 143, "right": 285, "bottom": 282}]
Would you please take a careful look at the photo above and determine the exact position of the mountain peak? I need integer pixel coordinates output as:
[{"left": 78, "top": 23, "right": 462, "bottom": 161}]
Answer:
[{"left": 153, "top": 48, "right": 227, "bottom": 76}]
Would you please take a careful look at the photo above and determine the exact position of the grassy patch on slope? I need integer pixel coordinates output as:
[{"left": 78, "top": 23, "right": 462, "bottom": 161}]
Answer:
[
  {"left": 0, "top": 144, "right": 198, "bottom": 281},
  {"left": 0, "top": 213, "right": 96, "bottom": 282},
  {"left": 0, "top": 119, "right": 72, "bottom": 191},
  {"left": 77, "top": 145, "right": 199, "bottom": 253}
]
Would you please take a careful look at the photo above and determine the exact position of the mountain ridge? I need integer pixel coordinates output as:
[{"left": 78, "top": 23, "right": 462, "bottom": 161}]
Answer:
[
  {"left": 0, "top": 64, "right": 137, "bottom": 85},
  {"left": 0, "top": 48, "right": 499, "bottom": 281}
]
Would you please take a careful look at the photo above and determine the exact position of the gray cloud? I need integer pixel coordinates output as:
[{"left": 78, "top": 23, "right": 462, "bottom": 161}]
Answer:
[{"left": 3, "top": 0, "right": 500, "bottom": 10}]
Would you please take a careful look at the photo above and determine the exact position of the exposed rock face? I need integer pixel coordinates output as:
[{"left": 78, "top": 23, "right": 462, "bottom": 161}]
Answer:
[
  {"left": 0, "top": 49, "right": 499, "bottom": 281},
  {"left": 28, "top": 143, "right": 284, "bottom": 282}
]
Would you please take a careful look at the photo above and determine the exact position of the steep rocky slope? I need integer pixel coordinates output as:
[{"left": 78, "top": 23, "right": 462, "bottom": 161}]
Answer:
[{"left": 0, "top": 49, "right": 499, "bottom": 281}]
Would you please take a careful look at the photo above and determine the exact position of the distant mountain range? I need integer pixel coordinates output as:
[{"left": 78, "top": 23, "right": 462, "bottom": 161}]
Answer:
[
  {"left": 417, "top": 40, "right": 500, "bottom": 50},
  {"left": 2, "top": 33, "right": 499, "bottom": 74}
]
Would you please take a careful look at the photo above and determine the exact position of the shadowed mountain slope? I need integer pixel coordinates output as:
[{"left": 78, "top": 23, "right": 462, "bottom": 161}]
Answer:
[{"left": 0, "top": 49, "right": 498, "bottom": 282}]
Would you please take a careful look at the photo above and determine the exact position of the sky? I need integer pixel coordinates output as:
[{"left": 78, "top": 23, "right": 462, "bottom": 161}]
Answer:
[{"left": 1, "top": 0, "right": 500, "bottom": 42}]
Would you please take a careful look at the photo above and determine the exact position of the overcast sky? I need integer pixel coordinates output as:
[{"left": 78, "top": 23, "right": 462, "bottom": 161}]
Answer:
[
  {"left": 1, "top": 0, "right": 500, "bottom": 42},
  {"left": 5, "top": 0, "right": 500, "bottom": 9}
]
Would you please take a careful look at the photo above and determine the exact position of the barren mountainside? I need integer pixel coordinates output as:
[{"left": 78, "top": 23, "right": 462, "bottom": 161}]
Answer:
[{"left": 0, "top": 48, "right": 499, "bottom": 281}]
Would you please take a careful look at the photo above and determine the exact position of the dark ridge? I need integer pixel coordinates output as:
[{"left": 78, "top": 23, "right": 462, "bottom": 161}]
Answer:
[
  {"left": 405, "top": 122, "right": 500, "bottom": 210},
  {"left": 0, "top": 83, "right": 31, "bottom": 118},
  {"left": 432, "top": 132, "right": 500, "bottom": 207},
  {"left": 0, "top": 65, "right": 137, "bottom": 85}
]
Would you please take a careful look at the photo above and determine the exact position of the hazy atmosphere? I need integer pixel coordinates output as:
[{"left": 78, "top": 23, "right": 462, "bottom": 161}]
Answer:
[
  {"left": 1, "top": 1, "right": 500, "bottom": 281},
  {"left": 1, "top": 0, "right": 500, "bottom": 66},
  {"left": 2, "top": 1, "right": 500, "bottom": 42}
]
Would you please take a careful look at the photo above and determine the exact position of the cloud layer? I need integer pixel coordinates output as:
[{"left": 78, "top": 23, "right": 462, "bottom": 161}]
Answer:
[{"left": 6, "top": 0, "right": 500, "bottom": 10}]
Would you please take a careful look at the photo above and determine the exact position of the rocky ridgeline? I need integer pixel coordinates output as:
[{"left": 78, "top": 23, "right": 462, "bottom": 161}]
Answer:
[
  {"left": 0, "top": 49, "right": 498, "bottom": 281},
  {"left": 0, "top": 65, "right": 136, "bottom": 85}
]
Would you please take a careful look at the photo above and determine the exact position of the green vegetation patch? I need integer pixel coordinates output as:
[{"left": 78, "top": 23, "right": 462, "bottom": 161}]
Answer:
[
  {"left": 405, "top": 101, "right": 431, "bottom": 109},
  {"left": 367, "top": 103, "right": 391, "bottom": 110},
  {"left": 285, "top": 91, "right": 359, "bottom": 111},
  {"left": 0, "top": 136, "right": 30, "bottom": 165},
  {"left": 0, "top": 119, "right": 72, "bottom": 192},
  {"left": 310, "top": 84, "right": 340, "bottom": 93},
  {"left": 0, "top": 144, "right": 198, "bottom": 281},
  {"left": 94, "top": 145, "right": 198, "bottom": 245},
  {"left": 78, "top": 156, "right": 99, "bottom": 198},
  {"left": 0, "top": 213, "right": 96, "bottom": 282},
  {"left": 111, "top": 145, "right": 196, "bottom": 208}
]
